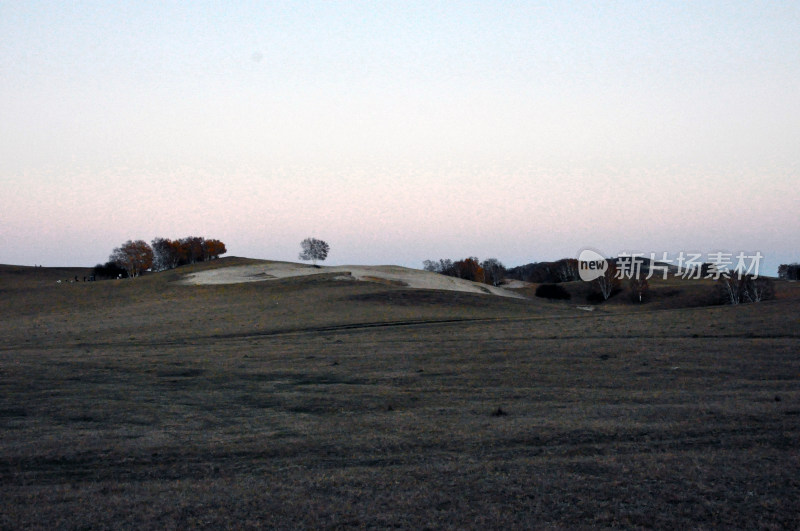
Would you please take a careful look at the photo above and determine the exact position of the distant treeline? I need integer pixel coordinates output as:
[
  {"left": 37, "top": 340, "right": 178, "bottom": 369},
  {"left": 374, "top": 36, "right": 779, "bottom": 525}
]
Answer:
[
  {"left": 421, "top": 256, "right": 785, "bottom": 306},
  {"left": 505, "top": 259, "right": 581, "bottom": 283},
  {"left": 94, "top": 236, "right": 227, "bottom": 279},
  {"left": 424, "top": 257, "right": 583, "bottom": 286}
]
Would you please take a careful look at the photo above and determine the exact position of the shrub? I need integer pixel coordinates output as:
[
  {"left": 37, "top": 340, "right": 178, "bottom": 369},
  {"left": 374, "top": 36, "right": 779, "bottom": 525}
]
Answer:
[
  {"left": 535, "top": 284, "right": 571, "bottom": 300},
  {"left": 586, "top": 286, "right": 621, "bottom": 304},
  {"left": 92, "top": 261, "right": 127, "bottom": 280}
]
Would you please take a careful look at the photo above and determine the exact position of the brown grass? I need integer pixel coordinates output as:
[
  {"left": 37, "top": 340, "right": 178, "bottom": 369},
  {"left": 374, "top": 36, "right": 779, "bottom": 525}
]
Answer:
[{"left": 1, "top": 258, "right": 799, "bottom": 529}]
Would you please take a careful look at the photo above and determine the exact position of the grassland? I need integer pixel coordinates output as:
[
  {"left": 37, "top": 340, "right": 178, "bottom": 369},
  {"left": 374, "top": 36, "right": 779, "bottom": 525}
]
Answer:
[{"left": 1, "top": 258, "right": 799, "bottom": 529}]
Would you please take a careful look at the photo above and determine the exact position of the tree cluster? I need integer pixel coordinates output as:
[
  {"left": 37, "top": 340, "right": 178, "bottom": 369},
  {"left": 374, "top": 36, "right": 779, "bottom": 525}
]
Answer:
[
  {"left": 505, "top": 259, "right": 580, "bottom": 284},
  {"left": 94, "top": 236, "right": 227, "bottom": 279},
  {"left": 150, "top": 236, "right": 227, "bottom": 272},
  {"left": 778, "top": 263, "right": 800, "bottom": 280},
  {"left": 423, "top": 257, "right": 505, "bottom": 286}
]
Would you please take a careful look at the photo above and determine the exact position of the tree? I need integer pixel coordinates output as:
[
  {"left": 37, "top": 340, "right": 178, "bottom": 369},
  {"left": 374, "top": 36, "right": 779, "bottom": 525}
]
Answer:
[
  {"left": 778, "top": 263, "right": 800, "bottom": 280},
  {"left": 629, "top": 277, "right": 649, "bottom": 303},
  {"left": 719, "top": 273, "right": 747, "bottom": 305},
  {"left": 481, "top": 258, "right": 505, "bottom": 286},
  {"left": 110, "top": 240, "right": 153, "bottom": 278},
  {"left": 453, "top": 257, "right": 484, "bottom": 283},
  {"left": 745, "top": 276, "right": 774, "bottom": 302},
  {"left": 299, "top": 237, "right": 329, "bottom": 266},
  {"left": 591, "top": 260, "right": 620, "bottom": 302},
  {"left": 202, "top": 239, "right": 227, "bottom": 261},
  {"left": 422, "top": 260, "right": 439, "bottom": 272},
  {"left": 179, "top": 236, "right": 205, "bottom": 265},
  {"left": 151, "top": 238, "right": 181, "bottom": 271},
  {"left": 428, "top": 258, "right": 455, "bottom": 276}
]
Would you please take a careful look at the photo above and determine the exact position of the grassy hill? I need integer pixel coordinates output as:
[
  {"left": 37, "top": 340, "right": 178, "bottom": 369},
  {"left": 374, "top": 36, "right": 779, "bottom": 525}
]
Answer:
[{"left": 1, "top": 259, "right": 799, "bottom": 528}]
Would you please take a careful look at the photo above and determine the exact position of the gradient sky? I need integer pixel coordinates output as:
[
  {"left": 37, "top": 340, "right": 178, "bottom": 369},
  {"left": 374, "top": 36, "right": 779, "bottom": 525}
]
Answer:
[{"left": 2, "top": 1, "right": 798, "bottom": 274}]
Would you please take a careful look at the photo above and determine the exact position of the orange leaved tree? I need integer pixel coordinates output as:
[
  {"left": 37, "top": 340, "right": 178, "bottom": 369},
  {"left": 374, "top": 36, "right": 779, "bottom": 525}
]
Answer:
[{"left": 110, "top": 240, "right": 154, "bottom": 278}]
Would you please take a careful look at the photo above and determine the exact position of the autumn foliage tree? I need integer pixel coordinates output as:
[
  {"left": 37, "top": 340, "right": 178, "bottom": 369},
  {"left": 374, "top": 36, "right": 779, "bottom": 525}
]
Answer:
[
  {"left": 110, "top": 240, "right": 154, "bottom": 278},
  {"left": 453, "top": 257, "right": 485, "bottom": 283},
  {"left": 202, "top": 239, "right": 227, "bottom": 261},
  {"left": 179, "top": 236, "right": 206, "bottom": 264}
]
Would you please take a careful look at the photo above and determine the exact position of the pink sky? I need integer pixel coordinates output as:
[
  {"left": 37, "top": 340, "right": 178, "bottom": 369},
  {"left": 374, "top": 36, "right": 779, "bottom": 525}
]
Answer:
[{"left": 2, "top": 2, "right": 798, "bottom": 274}]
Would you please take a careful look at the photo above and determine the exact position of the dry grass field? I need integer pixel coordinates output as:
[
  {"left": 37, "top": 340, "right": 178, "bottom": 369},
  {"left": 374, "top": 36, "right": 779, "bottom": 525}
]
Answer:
[{"left": 1, "top": 257, "right": 799, "bottom": 529}]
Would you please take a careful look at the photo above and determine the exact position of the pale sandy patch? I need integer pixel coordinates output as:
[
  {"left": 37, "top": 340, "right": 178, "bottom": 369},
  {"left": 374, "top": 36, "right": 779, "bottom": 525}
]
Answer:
[{"left": 181, "top": 262, "right": 526, "bottom": 299}]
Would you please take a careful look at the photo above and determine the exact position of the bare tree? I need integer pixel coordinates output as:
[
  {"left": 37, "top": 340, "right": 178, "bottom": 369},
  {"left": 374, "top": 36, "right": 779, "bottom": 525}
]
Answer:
[
  {"left": 720, "top": 274, "right": 746, "bottom": 305},
  {"left": 423, "top": 260, "right": 439, "bottom": 272},
  {"left": 299, "top": 237, "right": 329, "bottom": 266},
  {"left": 151, "top": 238, "right": 180, "bottom": 271},
  {"left": 745, "top": 276, "right": 774, "bottom": 302},
  {"left": 720, "top": 273, "right": 775, "bottom": 305},
  {"left": 423, "top": 258, "right": 457, "bottom": 276},
  {"left": 110, "top": 240, "right": 153, "bottom": 278},
  {"left": 437, "top": 259, "right": 455, "bottom": 276},
  {"left": 629, "top": 277, "right": 649, "bottom": 303},
  {"left": 593, "top": 261, "right": 620, "bottom": 301},
  {"left": 481, "top": 258, "right": 505, "bottom": 286}
]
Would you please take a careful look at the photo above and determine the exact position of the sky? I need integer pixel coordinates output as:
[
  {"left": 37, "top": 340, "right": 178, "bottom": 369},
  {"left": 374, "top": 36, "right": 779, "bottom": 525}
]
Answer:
[{"left": 1, "top": 1, "right": 798, "bottom": 274}]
